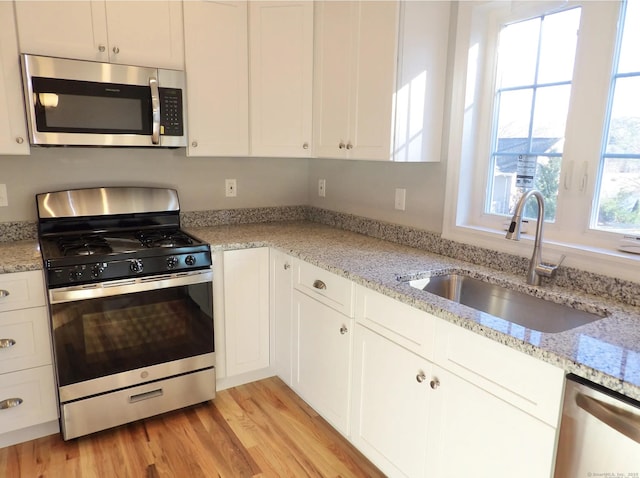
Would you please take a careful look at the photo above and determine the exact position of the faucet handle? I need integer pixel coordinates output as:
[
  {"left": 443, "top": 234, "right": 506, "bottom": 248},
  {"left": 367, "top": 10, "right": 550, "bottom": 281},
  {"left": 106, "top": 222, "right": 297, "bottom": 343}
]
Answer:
[{"left": 535, "top": 254, "right": 565, "bottom": 278}]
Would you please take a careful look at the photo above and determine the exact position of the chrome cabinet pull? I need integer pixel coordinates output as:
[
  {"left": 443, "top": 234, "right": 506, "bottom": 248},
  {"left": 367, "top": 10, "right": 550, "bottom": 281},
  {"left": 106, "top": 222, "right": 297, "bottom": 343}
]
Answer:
[
  {"left": 346, "top": 142, "right": 353, "bottom": 150},
  {"left": 0, "top": 338, "right": 16, "bottom": 348},
  {"left": 430, "top": 378, "right": 440, "bottom": 390},
  {"left": 0, "top": 398, "right": 23, "bottom": 410},
  {"left": 16, "top": 137, "right": 24, "bottom": 144},
  {"left": 149, "top": 77, "right": 160, "bottom": 145},
  {"left": 0, "top": 289, "right": 9, "bottom": 298},
  {"left": 576, "top": 393, "right": 640, "bottom": 445},
  {"left": 98, "top": 44, "right": 106, "bottom": 52},
  {"left": 339, "top": 325, "right": 348, "bottom": 335},
  {"left": 416, "top": 371, "right": 427, "bottom": 383},
  {"left": 303, "top": 142, "right": 309, "bottom": 150},
  {"left": 112, "top": 46, "right": 120, "bottom": 54},
  {"left": 284, "top": 263, "right": 291, "bottom": 270},
  {"left": 312, "top": 279, "right": 326, "bottom": 290},
  {"left": 338, "top": 142, "right": 346, "bottom": 149},
  {"left": 191, "top": 141, "right": 198, "bottom": 148}
]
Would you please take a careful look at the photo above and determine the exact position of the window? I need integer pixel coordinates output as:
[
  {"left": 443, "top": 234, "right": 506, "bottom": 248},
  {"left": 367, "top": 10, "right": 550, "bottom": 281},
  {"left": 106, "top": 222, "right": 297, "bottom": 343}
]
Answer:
[
  {"left": 594, "top": 0, "right": 640, "bottom": 235},
  {"left": 488, "top": 8, "right": 581, "bottom": 222},
  {"left": 444, "top": 0, "right": 638, "bottom": 281}
]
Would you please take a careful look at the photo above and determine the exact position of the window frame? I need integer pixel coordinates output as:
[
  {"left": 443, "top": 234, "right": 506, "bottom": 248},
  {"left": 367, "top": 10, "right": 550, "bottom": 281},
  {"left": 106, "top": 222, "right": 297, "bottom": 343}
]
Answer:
[{"left": 443, "top": 0, "right": 638, "bottom": 282}]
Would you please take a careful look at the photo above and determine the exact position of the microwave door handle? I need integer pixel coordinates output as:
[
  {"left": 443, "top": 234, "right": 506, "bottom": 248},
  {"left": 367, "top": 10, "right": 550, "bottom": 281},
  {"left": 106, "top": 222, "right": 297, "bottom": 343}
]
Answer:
[
  {"left": 149, "top": 77, "right": 160, "bottom": 145},
  {"left": 575, "top": 392, "right": 640, "bottom": 445}
]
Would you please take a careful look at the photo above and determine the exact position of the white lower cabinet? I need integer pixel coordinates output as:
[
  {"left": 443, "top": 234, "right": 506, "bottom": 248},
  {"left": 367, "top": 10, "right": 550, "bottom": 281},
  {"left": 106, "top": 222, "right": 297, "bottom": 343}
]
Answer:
[
  {"left": 351, "top": 324, "right": 433, "bottom": 478},
  {"left": 222, "top": 248, "right": 270, "bottom": 377},
  {"left": 292, "top": 290, "right": 353, "bottom": 435},
  {"left": 350, "top": 285, "right": 564, "bottom": 478},
  {"left": 427, "top": 366, "right": 558, "bottom": 478}
]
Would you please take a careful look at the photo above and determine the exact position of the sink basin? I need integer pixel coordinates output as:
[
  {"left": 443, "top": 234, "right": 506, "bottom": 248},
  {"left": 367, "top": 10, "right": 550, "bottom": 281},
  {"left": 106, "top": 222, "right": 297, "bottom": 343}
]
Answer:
[{"left": 408, "top": 273, "right": 606, "bottom": 333}]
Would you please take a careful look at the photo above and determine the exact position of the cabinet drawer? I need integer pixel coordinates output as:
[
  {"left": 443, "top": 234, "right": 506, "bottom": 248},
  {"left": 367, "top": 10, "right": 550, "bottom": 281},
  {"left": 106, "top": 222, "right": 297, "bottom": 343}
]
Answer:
[
  {"left": 293, "top": 260, "right": 354, "bottom": 316},
  {"left": 434, "top": 320, "right": 564, "bottom": 427},
  {"left": 355, "top": 285, "right": 435, "bottom": 361},
  {"left": 0, "top": 271, "right": 46, "bottom": 313},
  {"left": 0, "top": 307, "right": 52, "bottom": 374},
  {"left": 0, "top": 365, "right": 58, "bottom": 434}
]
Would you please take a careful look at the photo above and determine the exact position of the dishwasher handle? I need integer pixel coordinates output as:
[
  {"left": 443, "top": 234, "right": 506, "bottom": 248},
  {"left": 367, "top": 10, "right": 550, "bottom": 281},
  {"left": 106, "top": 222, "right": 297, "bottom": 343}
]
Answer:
[{"left": 576, "top": 392, "right": 640, "bottom": 445}]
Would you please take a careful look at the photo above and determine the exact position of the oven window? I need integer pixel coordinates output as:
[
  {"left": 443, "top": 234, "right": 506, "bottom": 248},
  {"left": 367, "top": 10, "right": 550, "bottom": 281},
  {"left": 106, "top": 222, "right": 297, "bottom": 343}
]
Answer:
[{"left": 51, "top": 283, "right": 213, "bottom": 387}]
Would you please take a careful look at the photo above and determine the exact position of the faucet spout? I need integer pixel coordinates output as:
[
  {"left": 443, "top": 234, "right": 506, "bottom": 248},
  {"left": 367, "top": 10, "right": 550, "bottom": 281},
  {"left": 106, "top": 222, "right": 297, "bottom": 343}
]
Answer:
[{"left": 505, "top": 189, "right": 559, "bottom": 286}]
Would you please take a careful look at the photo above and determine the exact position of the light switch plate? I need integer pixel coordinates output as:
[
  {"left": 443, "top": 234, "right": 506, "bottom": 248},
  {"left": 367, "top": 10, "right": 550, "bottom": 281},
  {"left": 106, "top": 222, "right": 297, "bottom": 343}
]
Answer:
[
  {"left": 395, "top": 188, "right": 406, "bottom": 211},
  {"left": 0, "top": 184, "right": 7, "bottom": 207},
  {"left": 225, "top": 179, "right": 237, "bottom": 197},
  {"left": 318, "top": 179, "right": 326, "bottom": 197}
]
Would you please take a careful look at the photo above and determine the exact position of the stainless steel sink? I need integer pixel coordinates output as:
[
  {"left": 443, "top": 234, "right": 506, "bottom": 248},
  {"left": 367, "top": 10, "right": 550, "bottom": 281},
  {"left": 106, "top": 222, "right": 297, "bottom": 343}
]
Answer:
[{"left": 408, "top": 273, "right": 606, "bottom": 333}]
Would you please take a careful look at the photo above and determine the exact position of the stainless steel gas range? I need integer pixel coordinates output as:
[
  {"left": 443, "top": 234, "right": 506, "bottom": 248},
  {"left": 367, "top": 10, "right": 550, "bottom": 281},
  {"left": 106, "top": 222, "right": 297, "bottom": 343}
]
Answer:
[{"left": 36, "top": 187, "right": 215, "bottom": 440}]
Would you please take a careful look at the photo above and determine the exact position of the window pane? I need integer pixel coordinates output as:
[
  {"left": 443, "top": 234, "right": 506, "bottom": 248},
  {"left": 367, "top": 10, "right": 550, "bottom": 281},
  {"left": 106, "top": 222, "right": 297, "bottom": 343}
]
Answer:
[
  {"left": 495, "top": 89, "right": 533, "bottom": 152},
  {"left": 605, "top": 76, "right": 640, "bottom": 155},
  {"left": 531, "top": 84, "right": 571, "bottom": 151},
  {"left": 497, "top": 18, "right": 540, "bottom": 88},
  {"left": 618, "top": 0, "right": 640, "bottom": 73},
  {"left": 596, "top": 158, "right": 640, "bottom": 234},
  {"left": 537, "top": 8, "right": 581, "bottom": 84}
]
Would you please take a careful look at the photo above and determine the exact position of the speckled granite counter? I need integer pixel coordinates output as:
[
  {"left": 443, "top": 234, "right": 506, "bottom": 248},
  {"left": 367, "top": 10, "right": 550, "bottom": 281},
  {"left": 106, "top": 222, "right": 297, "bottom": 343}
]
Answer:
[{"left": 2, "top": 220, "right": 639, "bottom": 402}]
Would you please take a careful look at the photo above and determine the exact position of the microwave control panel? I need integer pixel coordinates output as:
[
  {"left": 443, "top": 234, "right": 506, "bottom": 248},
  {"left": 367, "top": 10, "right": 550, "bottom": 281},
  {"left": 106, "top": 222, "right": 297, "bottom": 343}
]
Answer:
[{"left": 159, "top": 88, "right": 184, "bottom": 136}]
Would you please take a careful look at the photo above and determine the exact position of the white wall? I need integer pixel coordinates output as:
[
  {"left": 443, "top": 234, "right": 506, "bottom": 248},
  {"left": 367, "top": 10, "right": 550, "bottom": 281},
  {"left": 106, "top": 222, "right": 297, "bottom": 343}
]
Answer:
[
  {"left": 0, "top": 148, "right": 310, "bottom": 222},
  {"left": 308, "top": 158, "right": 447, "bottom": 233}
]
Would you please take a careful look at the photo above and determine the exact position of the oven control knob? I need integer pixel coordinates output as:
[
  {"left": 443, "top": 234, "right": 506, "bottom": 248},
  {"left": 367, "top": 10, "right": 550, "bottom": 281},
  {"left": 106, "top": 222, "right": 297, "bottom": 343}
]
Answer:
[
  {"left": 130, "top": 259, "right": 144, "bottom": 273},
  {"left": 91, "top": 264, "right": 104, "bottom": 278},
  {"left": 69, "top": 269, "right": 83, "bottom": 281},
  {"left": 167, "top": 256, "right": 179, "bottom": 269},
  {"left": 185, "top": 255, "right": 196, "bottom": 266}
]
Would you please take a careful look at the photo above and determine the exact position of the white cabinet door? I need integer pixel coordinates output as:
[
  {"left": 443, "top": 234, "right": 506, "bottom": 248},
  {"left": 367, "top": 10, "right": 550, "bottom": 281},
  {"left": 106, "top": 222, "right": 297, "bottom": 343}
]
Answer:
[
  {"left": 427, "top": 366, "right": 558, "bottom": 478},
  {"left": 14, "top": 1, "right": 183, "bottom": 69},
  {"left": 183, "top": 0, "right": 249, "bottom": 157},
  {"left": 270, "top": 250, "right": 293, "bottom": 385},
  {"left": 392, "top": 1, "right": 450, "bottom": 163},
  {"left": 0, "top": 2, "right": 29, "bottom": 155},
  {"left": 313, "top": 1, "right": 398, "bottom": 160},
  {"left": 351, "top": 325, "right": 433, "bottom": 478},
  {"left": 14, "top": 1, "right": 109, "bottom": 62},
  {"left": 292, "top": 290, "right": 352, "bottom": 434},
  {"left": 103, "top": 1, "right": 184, "bottom": 69},
  {"left": 223, "top": 248, "right": 270, "bottom": 377},
  {"left": 249, "top": 1, "right": 313, "bottom": 157}
]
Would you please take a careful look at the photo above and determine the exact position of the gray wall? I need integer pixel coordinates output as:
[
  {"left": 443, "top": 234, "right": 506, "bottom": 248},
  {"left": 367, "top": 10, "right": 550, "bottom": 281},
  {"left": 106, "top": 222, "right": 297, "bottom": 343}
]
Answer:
[
  {"left": 308, "top": 158, "right": 446, "bottom": 233},
  {"left": 0, "top": 148, "right": 310, "bottom": 222},
  {"left": 0, "top": 148, "right": 448, "bottom": 233}
]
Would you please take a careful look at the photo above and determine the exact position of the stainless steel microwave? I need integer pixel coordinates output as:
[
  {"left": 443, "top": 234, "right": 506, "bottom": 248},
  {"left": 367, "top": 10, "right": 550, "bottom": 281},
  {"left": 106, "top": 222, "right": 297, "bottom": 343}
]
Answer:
[{"left": 21, "top": 54, "right": 186, "bottom": 147}]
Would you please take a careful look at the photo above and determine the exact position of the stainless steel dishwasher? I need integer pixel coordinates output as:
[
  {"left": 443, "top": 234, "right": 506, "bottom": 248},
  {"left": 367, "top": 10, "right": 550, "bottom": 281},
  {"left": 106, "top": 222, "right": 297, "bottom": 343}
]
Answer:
[{"left": 554, "top": 374, "right": 640, "bottom": 477}]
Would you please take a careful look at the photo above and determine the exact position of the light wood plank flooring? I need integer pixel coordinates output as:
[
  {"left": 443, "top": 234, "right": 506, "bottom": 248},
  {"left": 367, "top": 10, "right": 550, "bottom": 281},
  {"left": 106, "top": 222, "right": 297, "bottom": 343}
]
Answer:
[{"left": 0, "top": 377, "right": 384, "bottom": 477}]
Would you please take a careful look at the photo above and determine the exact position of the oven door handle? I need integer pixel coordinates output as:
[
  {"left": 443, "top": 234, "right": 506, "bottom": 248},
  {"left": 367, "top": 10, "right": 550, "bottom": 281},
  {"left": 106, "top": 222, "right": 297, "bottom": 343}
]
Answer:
[{"left": 49, "top": 270, "right": 212, "bottom": 304}]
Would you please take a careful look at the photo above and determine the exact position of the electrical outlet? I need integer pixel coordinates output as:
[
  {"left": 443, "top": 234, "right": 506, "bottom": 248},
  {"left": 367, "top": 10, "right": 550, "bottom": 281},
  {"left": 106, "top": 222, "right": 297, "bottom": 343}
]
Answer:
[
  {"left": 0, "top": 184, "right": 7, "bottom": 207},
  {"left": 318, "top": 179, "right": 326, "bottom": 197},
  {"left": 225, "top": 179, "right": 237, "bottom": 197},
  {"left": 395, "top": 188, "right": 406, "bottom": 211}
]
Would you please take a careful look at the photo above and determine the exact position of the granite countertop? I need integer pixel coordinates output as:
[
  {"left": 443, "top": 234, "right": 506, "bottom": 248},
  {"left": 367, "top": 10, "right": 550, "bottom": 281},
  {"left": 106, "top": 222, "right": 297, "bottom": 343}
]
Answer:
[{"left": 2, "top": 221, "right": 639, "bottom": 401}]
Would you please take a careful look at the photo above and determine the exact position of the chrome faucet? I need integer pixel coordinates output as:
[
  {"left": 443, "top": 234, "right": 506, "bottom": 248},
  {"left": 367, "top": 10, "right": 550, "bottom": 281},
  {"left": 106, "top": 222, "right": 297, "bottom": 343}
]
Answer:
[{"left": 505, "top": 189, "right": 561, "bottom": 286}]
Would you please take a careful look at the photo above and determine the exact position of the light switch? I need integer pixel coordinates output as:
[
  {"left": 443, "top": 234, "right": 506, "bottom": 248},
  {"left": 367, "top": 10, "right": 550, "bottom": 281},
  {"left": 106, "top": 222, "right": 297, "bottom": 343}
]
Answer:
[
  {"left": 0, "top": 184, "right": 7, "bottom": 207},
  {"left": 395, "top": 188, "right": 406, "bottom": 211}
]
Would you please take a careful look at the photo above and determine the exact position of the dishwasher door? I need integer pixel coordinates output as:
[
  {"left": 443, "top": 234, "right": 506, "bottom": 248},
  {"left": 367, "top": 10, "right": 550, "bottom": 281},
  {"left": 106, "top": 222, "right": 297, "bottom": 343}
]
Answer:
[{"left": 554, "top": 375, "right": 640, "bottom": 477}]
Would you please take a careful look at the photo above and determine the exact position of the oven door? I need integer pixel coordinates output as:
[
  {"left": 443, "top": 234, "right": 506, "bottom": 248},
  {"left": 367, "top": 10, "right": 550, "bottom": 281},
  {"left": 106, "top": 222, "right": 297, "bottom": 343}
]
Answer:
[{"left": 48, "top": 270, "right": 214, "bottom": 403}]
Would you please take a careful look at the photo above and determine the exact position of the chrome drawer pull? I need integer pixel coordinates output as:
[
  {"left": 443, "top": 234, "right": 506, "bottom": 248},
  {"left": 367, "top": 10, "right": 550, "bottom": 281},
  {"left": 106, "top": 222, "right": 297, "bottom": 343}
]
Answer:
[
  {"left": 0, "top": 289, "right": 9, "bottom": 298},
  {"left": 129, "top": 388, "right": 163, "bottom": 404},
  {"left": 0, "top": 338, "right": 16, "bottom": 348},
  {"left": 416, "top": 372, "right": 426, "bottom": 383},
  {"left": 312, "top": 280, "right": 327, "bottom": 290},
  {"left": 339, "top": 325, "right": 348, "bottom": 335},
  {"left": 0, "top": 398, "right": 23, "bottom": 410}
]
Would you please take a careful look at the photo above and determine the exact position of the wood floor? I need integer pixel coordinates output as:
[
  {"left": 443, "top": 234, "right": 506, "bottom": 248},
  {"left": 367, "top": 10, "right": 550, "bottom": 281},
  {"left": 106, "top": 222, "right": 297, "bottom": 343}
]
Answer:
[{"left": 0, "top": 377, "right": 384, "bottom": 478}]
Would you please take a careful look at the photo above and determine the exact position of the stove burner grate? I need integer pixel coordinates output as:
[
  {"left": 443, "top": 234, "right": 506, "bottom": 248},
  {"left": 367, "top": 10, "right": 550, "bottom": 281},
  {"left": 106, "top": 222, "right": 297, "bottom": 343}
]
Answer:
[
  {"left": 135, "top": 229, "right": 194, "bottom": 248},
  {"left": 57, "top": 234, "right": 113, "bottom": 256}
]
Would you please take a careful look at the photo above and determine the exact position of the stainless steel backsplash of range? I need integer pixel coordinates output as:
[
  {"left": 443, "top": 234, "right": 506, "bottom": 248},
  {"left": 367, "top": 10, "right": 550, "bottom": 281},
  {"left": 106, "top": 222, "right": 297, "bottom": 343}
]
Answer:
[{"left": 36, "top": 187, "right": 215, "bottom": 440}]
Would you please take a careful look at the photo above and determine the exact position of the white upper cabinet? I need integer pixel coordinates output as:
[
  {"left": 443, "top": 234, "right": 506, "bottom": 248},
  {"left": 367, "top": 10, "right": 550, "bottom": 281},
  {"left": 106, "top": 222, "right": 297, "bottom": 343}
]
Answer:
[
  {"left": 14, "top": 1, "right": 184, "bottom": 69},
  {"left": 249, "top": 1, "right": 313, "bottom": 158},
  {"left": 0, "top": 2, "right": 28, "bottom": 155},
  {"left": 392, "top": 1, "right": 450, "bottom": 163},
  {"left": 313, "top": 1, "right": 399, "bottom": 160},
  {"left": 183, "top": 0, "right": 249, "bottom": 157}
]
